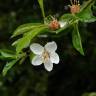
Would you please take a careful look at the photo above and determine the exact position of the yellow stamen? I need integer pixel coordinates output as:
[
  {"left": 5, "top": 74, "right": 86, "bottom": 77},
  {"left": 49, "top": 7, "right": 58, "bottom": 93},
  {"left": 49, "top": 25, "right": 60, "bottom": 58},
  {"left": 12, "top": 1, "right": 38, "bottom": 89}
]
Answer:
[{"left": 42, "top": 50, "right": 50, "bottom": 63}]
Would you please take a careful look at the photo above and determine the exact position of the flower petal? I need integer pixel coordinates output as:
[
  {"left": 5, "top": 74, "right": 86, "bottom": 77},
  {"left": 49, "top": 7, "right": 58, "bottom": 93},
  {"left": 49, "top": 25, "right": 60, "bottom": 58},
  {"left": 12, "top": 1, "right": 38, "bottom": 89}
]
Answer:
[
  {"left": 30, "top": 43, "right": 44, "bottom": 55},
  {"left": 45, "top": 41, "right": 57, "bottom": 53},
  {"left": 32, "top": 55, "right": 43, "bottom": 66},
  {"left": 50, "top": 52, "right": 59, "bottom": 64},
  {"left": 44, "top": 60, "right": 53, "bottom": 71}
]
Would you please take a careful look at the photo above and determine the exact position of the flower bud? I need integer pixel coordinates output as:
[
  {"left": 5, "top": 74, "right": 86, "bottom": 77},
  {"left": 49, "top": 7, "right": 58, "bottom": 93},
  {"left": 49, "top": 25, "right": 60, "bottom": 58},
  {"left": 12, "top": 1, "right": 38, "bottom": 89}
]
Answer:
[
  {"left": 70, "top": 0, "right": 80, "bottom": 14},
  {"left": 49, "top": 19, "right": 60, "bottom": 31}
]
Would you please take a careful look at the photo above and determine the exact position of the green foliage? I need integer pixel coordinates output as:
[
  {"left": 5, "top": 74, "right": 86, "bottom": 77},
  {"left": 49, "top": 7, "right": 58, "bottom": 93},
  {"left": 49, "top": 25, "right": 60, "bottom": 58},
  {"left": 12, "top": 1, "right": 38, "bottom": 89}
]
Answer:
[
  {"left": 0, "top": 49, "right": 16, "bottom": 60},
  {"left": 29, "top": 53, "right": 35, "bottom": 65},
  {"left": 38, "top": 0, "right": 45, "bottom": 18},
  {"left": 72, "top": 23, "right": 84, "bottom": 55},
  {"left": 56, "top": 13, "right": 76, "bottom": 34},
  {"left": 0, "top": 0, "right": 96, "bottom": 76},
  {"left": 12, "top": 23, "right": 43, "bottom": 38},
  {"left": 1, "top": 51, "right": 26, "bottom": 76},
  {"left": 59, "top": 0, "right": 96, "bottom": 54},
  {"left": 15, "top": 25, "right": 47, "bottom": 54},
  {"left": 77, "top": 0, "right": 96, "bottom": 22},
  {"left": 60, "top": 14, "right": 75, "bottom": 22},
  {"left": 0, "top": 0, "right": 96, "bottom": 96},
  {"left": 2, "top": 59, "right": 18, "bottom": 76},
  {"left": 44, "top": 15, "right": 54, "bottom": 24}
]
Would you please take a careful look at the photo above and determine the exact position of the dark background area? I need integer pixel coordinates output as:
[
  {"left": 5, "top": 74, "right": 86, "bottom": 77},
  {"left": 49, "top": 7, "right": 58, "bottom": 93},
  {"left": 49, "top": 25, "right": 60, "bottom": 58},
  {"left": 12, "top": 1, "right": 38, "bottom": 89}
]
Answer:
[{"left": 0, "top": 0, "right": 96, "bottom": 96}]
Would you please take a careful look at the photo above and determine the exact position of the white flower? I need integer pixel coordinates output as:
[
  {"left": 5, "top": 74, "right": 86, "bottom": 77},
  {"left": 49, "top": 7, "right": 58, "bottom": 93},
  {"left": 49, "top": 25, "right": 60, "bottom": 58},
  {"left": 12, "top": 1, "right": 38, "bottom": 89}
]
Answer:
[
  {"left": 59, "top": 21, "right": 67, "bottom": 28},
  {"left": 30, "top": 41, "right": 59, "bottom": 71}
]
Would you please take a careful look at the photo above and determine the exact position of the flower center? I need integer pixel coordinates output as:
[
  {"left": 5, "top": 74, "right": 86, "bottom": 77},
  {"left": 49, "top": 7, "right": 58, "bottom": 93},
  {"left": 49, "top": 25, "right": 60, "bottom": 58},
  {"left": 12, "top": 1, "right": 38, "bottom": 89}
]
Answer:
[{"left": 42, "top": 50, "right": 50, "bottom": 63}]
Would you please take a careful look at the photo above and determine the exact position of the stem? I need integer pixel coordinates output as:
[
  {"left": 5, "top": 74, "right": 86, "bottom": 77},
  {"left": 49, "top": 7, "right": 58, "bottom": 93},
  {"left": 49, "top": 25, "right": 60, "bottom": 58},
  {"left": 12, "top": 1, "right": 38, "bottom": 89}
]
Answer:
[
  {"left": 38, "top": 0, "right": 45, "bottom": 22},
  {"left": 41, "top": 4, "right": 45, "bottom": 19}
]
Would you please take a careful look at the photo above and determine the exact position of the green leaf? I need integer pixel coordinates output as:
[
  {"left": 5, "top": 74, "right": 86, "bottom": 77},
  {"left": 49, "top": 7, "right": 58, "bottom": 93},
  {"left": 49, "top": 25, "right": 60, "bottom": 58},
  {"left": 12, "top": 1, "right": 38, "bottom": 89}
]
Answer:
[
  {"left": 19, "top": 56, "right": 26, "bottom": 65},
  {"left": 0, "top": 49, "right": 16, "bottom": 59},
  {"left": 72, "top": 23, "right": 84, "bottom": 55},
  {"left": 29, "top": 53, "right": 34, "bottom": 63},
  {"left": 0, "top": 56, "right": 6, "bottom": 60},
  {"left": 0, "top": 51, "right": 15, "bottom": 58},
  {"left": 12, "top": 38, "right": 22, "bottom": 46},
  {"left": 60, "top": 13, "right": 75, "bottom": 21},
  {"left": 12, "top": 23, "right": 43, "bottom": 38},
  {"left": 16, "top": 26, "right": 47, "bottom": 54},
  {"left": 2, "top": 59, "right": 18, "bottom": 76},
  {"left": 38, "top": 0, "right": 45, "bottom": 18},
  {"left": 77, "top": 0, "right": 96, "bottom": 23}
]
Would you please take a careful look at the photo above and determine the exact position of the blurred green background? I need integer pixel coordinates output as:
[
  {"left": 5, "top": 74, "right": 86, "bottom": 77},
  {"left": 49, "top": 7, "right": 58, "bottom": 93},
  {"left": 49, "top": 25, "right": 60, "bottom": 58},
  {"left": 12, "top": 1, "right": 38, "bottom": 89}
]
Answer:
[{"left": 0, "top": 0, "right": 96, "bottom": 96}]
